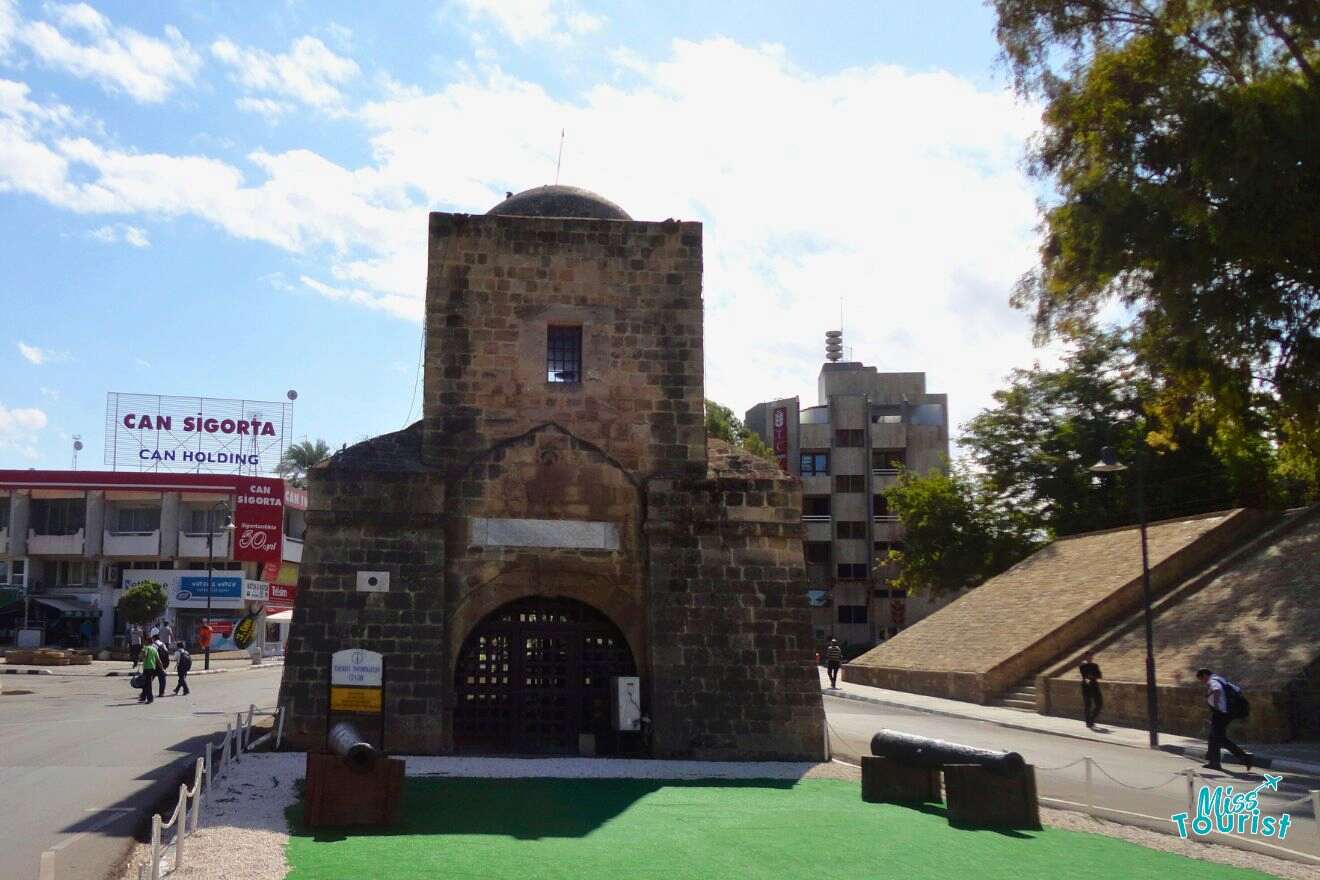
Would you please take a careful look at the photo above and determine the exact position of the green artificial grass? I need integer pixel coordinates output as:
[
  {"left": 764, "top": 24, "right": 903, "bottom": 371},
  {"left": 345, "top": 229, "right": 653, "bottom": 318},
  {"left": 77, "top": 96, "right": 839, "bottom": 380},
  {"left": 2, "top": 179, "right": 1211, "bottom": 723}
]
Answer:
[{"left": 285, "top": 777, "right": 1273, "bottom": 880}]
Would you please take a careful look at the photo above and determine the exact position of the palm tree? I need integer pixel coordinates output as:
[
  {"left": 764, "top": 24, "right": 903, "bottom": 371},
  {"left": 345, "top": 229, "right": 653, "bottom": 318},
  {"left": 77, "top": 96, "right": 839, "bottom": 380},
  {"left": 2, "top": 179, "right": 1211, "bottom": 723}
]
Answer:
[{"left": 277, "top": 439, "right": 331, "bottom": 486}]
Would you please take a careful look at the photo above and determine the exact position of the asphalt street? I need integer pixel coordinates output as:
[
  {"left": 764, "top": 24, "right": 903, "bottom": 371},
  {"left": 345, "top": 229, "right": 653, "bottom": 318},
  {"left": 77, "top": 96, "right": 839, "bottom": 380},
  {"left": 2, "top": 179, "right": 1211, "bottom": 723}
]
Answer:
[
  {"left": 0, "top": 665, "right": 283, "bottom": 880},
  {"left": 825, "top": 694, "right": 1320, "bottom": 863}
]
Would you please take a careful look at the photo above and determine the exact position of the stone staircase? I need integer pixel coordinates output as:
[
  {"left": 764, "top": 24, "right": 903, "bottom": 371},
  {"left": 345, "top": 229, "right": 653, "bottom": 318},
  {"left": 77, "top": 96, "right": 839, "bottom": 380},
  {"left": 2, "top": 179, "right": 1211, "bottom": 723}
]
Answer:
[{"left": 989, "top": 681, "right": 1038, "bottom": 713}]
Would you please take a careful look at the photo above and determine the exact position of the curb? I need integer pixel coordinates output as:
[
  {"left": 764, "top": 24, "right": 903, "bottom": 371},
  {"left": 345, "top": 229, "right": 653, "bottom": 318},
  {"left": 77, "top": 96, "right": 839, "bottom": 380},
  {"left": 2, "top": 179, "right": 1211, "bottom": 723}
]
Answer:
[
  {"left": 821, "top": 687, "right": 1320, "bottom": 778},
  {"left": 104, "top": 662, "right": 284, "bottom": 678},
  {"left": 1, "top": 668, "right": 52, "bottom": 675}
]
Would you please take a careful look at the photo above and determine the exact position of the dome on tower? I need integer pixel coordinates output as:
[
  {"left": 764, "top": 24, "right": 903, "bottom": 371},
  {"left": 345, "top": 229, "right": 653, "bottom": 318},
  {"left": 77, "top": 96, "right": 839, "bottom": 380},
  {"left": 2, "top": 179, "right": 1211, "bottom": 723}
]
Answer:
[{"left": 487, "top": 185, "right": 631, "bottom": 220}]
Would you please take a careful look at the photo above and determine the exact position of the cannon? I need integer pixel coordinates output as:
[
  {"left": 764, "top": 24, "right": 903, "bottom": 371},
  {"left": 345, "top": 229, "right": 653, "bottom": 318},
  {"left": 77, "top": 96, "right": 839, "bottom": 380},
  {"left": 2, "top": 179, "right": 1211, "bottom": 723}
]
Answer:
[
  {"left": 870, "top": 729, "right": 1025, "bottom": 775},
  {"left": 328, "top": 721, "right": 378, "bottom": 772}
]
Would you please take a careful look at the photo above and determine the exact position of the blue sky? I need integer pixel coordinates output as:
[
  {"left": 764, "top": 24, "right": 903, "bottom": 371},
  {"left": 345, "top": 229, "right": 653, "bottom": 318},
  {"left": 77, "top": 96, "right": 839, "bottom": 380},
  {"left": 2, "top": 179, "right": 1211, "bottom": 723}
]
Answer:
[{"left": 0, "top": 0, "right": 1048, "bottom": 470}]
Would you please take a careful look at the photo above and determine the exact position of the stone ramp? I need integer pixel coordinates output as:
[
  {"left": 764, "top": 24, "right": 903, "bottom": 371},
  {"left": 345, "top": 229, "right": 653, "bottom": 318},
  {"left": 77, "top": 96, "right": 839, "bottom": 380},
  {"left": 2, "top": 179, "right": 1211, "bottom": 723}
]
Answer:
[
  {"left": 1041, "top": 505, "right": 1320, "bottom": 741},
  {"left": 843, "top": 508, "right": 1271, "bottom": 705}
]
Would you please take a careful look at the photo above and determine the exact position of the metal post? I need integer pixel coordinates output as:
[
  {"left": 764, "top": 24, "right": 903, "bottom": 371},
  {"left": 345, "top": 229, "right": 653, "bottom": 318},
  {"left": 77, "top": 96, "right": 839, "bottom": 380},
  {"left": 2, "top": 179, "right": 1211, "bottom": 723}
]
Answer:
[
  {"left": 245, "top": 704, "right": 255, "bottom": 749},
  {"left": 149, "top": 815, "right": 161, "bottom": 880},
  {"left": 175, "top": 784, "right": 186, "bottom": 870},
  {"left": 1186, "top": 769, "right": 1197, "bottom": 816},
  {"left": 1137, "top": 462, "right": 1159, "bottom": 748},
  {"left": 204, "top": 741, "right": 213, "bottom": 796},
  {"left": 1084, "top": 756, "right": 1094, "bottom": 812},
  {"left": 275, "top": 705, "right": 286, "bottom": 750},
  {"left": 235, "top": 712, "right": 243, "bottom": 762}
]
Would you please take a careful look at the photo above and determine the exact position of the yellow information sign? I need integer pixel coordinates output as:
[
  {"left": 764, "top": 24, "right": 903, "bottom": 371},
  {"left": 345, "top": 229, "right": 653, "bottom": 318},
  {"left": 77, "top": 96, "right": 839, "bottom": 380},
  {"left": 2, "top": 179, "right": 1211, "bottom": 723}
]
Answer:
[{"left": 330, "top": 686, "right": 382, "bottom": 714}]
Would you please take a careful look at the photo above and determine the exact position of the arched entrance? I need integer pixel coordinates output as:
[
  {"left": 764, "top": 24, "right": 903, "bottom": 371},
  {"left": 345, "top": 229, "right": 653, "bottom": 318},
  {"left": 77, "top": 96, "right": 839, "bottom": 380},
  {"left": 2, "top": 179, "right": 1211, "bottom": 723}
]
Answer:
[{"left": 453, "top": 596, "right": 638, "bottom": 754}]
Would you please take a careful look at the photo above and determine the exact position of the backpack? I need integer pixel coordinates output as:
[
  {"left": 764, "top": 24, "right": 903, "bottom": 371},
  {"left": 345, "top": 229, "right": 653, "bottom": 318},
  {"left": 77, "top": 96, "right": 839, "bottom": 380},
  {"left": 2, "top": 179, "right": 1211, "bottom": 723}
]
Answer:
[
  {"left": 177, "top": 652, "right": 192, "bottom": 674},
  {"left": 1220, "top": 677, "right": 1250, "bottom": 719},
  {"left": 156, "top": 644, "right": 169, "bottom": 669}
]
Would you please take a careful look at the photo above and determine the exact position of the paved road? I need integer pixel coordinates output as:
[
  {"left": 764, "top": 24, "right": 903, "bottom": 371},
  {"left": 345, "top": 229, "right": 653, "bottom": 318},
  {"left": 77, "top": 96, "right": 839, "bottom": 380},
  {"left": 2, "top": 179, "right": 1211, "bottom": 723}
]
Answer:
[
  {"left": 825, "top": 695, "right": 1320, "bottom": 863},
  {"left": 0, "top": 666, "right": 282, "bottom": 880}
]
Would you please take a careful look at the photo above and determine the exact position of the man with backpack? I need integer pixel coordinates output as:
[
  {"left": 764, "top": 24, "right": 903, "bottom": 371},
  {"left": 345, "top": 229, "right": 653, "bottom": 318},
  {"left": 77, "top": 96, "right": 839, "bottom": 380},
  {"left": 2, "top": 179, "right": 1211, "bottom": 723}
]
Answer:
[
  {"left": 1196, "top": 667, "right": 1252, "bottom": 772},
  {"left": 173, "top": 643, "right": 193, "bottom": 696},
  {"left": 152, "top": 636, "right": 170, "bottom": 698}
]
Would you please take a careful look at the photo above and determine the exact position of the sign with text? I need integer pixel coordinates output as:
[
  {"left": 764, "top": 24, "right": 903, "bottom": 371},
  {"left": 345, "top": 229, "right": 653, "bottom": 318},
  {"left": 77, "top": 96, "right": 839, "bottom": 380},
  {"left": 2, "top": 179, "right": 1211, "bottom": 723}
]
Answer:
[
  {"left": 772, "top": 406, "right": 789, "bottom": 472},
  {"left": 331, "top": 649, "right": 383, "bottom": 688},
  {"left": 330, "top": 686, "right": 383, "bottom": 714},
  {"left": 233, "top": 477, "right": 284, "bottom": 563},
  {"left": 104, "top": 392, "right": 292, "bottom": 475}
]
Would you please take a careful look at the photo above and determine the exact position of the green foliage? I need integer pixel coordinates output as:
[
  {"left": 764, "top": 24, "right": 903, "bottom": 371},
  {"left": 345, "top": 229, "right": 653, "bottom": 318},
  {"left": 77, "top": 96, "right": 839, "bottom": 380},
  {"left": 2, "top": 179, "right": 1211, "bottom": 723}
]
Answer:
[
  {"left": 994, "top": 0, "right": 1320, "bottom": 499},
  {"left": 961, "top": 329, "right": 1277, "bottom": 537},
  {"left": 118, "top": 581, "right": 167, "bottom": 625},
  {"left": 277, "top": 438, "right": 331, "bottom": 487},
  {"left": 882, "top": 465, "right": 1037, "bottom": 596},
  {"left": 705, "top": 400, "right": 776, "bottom": 462}
]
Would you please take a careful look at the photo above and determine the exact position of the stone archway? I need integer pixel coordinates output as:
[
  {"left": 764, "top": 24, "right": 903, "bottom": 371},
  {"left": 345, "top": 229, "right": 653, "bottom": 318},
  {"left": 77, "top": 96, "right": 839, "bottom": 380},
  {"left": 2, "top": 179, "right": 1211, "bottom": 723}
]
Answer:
[{"left": 453, "top": 596, "right": 638, "bottom": 755}]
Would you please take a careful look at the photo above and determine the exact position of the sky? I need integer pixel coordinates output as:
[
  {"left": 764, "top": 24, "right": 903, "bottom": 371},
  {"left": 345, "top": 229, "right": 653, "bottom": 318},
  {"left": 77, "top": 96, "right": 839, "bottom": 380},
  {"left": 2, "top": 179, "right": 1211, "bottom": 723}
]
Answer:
[{"left": 0, "top": 0, "right": 1055, "bottom": 470}]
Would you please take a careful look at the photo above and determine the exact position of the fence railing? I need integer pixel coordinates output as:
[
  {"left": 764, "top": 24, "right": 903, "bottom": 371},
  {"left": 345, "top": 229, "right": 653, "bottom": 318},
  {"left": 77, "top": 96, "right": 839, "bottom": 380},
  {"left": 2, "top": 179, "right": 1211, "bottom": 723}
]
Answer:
[{"left": 137, "top": 704, "right": 284, "bottom": 880}]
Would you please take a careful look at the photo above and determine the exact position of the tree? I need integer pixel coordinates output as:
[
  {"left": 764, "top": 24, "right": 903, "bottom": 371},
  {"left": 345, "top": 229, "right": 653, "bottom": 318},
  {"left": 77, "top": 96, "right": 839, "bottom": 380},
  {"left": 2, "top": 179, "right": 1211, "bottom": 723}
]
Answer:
[
  {"left": 961, "top": 329, "right": 1277, "bottom": 537},
  {"left": 277, "top": 438, "right": 331, "bottom": 487},
  {"left": 882, "top": 465, "right": 1037, "bottom": 596},
  {"left": 705, "top": 400, "right": 776, "bottom": 462},
  {"left": 994, "top": 0, "right": 1320, "bottom": 498},
  {"left": 118, "top": 581, "right": 167, "bottom": 625}
]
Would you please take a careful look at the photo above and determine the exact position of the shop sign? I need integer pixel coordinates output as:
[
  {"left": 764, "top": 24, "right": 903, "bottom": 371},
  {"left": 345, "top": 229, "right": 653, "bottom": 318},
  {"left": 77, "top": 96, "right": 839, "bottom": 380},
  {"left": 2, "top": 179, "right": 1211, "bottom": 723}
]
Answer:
[
  {"left": 232, "top": 478, "right": 284, "bottom": 563},
  {"left": 329, "top": 686, "right": 382, "bottom": 714},
  {"left": 104, "top": 392, "right": 291, "bottom": 474},
  {"left": 772, "top": 406, "right": 789, "bottom": 472},
  {"left": 332, "top": 649, "right": 383, "bottom": 687},
  {"left": 175, "top": 575, "right": 242, "bottom": 602},
  {"left": 242, "top": 580, "right": 269, "bottom": 602}
]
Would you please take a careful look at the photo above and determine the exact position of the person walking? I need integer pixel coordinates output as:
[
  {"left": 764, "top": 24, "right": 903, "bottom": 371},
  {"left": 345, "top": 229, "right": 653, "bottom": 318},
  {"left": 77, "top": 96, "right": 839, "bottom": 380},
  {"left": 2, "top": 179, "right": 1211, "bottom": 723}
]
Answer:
[
  {"left": 825, "top": 638, "right": 843, "bottom": 689},
  {"left": 138, "top": 640, "right": 158, "bottom": 704},
  {"left": 152, "top": 637, "right": 170, "bottom": 698},
  {"left": 162, "top": 621, "right": 176, "bottom": 652},
  {"left": 173, "top": 644, "right": 192, "bottom": 696},
  {"left": 1079, "top": 651, "right": 1103, "bottom": 728},
  {"left": 1196, "top": 667, "right": 1252, "bottom": 771},
  {"left": 128, "top": 623, "right": 143, "bottom": 669}
]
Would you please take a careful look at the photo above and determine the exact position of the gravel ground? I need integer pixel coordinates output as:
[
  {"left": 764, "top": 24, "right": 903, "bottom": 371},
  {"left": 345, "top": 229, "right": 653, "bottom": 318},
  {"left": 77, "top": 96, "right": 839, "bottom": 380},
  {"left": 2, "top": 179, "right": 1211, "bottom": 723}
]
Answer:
[{"left": 114, "top": 754, "right": 1312, "bottom": 880}]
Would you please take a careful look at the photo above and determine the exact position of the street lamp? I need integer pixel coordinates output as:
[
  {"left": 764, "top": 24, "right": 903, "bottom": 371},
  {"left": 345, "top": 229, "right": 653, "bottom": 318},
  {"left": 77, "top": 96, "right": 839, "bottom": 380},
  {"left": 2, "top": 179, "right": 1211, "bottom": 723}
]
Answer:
[
  {"left": 204, "top": 502, "right": 234, "bottom": 671},
  {"left": 1089, "top": 446, "right": 1159, "bottom": 748}
]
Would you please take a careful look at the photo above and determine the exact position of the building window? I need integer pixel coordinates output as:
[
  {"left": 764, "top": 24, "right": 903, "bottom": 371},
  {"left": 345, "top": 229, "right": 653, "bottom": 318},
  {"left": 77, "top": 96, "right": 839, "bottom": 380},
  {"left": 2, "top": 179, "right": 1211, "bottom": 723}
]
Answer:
[
  {"left": 30, "top": 499, "right": 85, "bottom": 535},
  {"left": 804, "top": 541, "right": 832, "bottom": 564},
  {"left": 185, "top": 508, "right": 229, "bottom": 533},
  {"left": 872, "top": 448, "right": 906, "bottom": 470},
  {"left": 800, "top": 451, "right": 829, "bottom": 475},
  {"left": 803, "top": 495, "right": 831, "bottom": 517},
  {"left": 874, "top": 540, "right": 905, "bottom": 555},
  {"left": 835, "top": 429, "right": 864, "bottom": 447},
  {"left": 838, "top": 605, "right": 868, "bottom": 624},
  {"left": 872, "top": 409, "right": 902, "bottom": 424},
  {"left": 546, "top": 325, "right": 582, "bottom": 383},
  {"left": 114, "top": 507, "right": 160, "bottom": 533},
  {"left": 0, "top": 502, "right": 9, "bottom": 530},
  {"left": 836, "top": 521, "right": 866, "bottom": 540},
  {"left": 52, "top": 559, "right": 92, "bottom": 586},
  {"left": 873, "top": 495, "right": 891, "bottom": 517},
  {"left": 834, "top": 475, "right": 865, "bottom": 493},
  {"left": 837, "top": 563, "right": 868, "bottom": 580}
]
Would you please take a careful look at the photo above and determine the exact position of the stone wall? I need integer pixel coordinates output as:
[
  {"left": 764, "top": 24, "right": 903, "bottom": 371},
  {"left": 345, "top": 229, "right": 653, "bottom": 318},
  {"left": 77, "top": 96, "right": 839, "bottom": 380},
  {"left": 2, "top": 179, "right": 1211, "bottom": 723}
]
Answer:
[
  {"left": 276, "top": 424, "right": 449, "bottom": 753},
  {"left": 645, "top": 441, "right": 826, "bottom": 760},
  {"left": 421, "top": 212, "right": 706, "bottom": 480},
  {"left": 844, "top": 509, "right": 1269, "bottom": 703}
]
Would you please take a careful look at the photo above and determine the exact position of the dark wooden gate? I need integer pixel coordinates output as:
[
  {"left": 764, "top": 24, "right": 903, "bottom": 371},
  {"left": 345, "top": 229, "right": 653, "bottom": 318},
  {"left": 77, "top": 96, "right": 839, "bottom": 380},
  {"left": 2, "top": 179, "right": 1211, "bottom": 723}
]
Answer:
[{"left": 453, "top": 596, "right": 637, "bottom": 754}]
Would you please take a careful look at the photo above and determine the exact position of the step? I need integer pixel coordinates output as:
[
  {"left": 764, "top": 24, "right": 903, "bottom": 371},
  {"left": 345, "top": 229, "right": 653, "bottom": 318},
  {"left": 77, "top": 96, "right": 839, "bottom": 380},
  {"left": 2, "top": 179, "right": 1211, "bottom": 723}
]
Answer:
[
  {"left": 1004, "top": 688, "right": 1037, "bottom": 699},
  {"left": 992, "top": 698, "right": 1038, "bottom": 711}
]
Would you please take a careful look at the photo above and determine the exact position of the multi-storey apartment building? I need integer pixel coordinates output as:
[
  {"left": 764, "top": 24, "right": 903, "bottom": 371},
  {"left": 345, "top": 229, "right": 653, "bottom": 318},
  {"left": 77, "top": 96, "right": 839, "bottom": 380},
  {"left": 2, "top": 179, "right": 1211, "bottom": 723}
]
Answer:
[
  {"left": 0, "top": 470, "right": 306, "bottom": 650},
  {"left": 746, "top": 335, "right": 951, "bottom": 652}
]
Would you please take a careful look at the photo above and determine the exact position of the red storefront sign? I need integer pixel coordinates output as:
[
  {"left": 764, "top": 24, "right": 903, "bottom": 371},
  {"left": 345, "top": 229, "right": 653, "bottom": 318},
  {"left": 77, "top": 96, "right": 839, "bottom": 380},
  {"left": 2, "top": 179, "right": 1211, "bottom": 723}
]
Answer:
[
  {"left": 233, "top": 477, "right": 284, "bottom": 563},
  {"left": 261, "top": 561, "right": 299, "bottom": 610},
  {"left": 772, "top": 406, "right": 789, "bottom": 472},
  {"left": 268, "top": 582, "right": 298, "bottom": 610}
]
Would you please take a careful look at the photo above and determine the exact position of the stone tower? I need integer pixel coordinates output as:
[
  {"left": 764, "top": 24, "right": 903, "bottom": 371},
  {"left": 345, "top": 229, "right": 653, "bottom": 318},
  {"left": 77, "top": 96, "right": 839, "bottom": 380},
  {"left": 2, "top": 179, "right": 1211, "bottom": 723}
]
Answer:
[{"left": 277, "top": 185, "right": 826, "bottom": 759}]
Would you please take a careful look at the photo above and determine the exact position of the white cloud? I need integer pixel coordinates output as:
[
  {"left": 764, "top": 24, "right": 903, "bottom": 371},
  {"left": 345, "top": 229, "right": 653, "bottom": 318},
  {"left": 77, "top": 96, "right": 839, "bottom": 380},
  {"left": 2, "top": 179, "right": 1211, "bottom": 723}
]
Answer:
[
  {"left": 88, "top": 223, "right": 149, "bottom": 246},
  {"left": 0, "top": 401, "right": 47, "bottom": 457},
  {"left": 456, "top": 0, "right": 604, "bottom": 45},
  {"left": 8, "top": 3, "right": 201, "bottom": 102},
  {"left": 18, "top": 341, "right": 70, "bottom": 364},
  {"left": 0, "top": 37, "right": 1048, "bottom": 435},
  {"left": 211, "top": 35, "right": 359, "bottom": 113},
  {"left": 39, "top": 386, "right": 60, "bottom": 400},
  {"left": 235, "top": 96, "right": 291, "bottom": 119}
]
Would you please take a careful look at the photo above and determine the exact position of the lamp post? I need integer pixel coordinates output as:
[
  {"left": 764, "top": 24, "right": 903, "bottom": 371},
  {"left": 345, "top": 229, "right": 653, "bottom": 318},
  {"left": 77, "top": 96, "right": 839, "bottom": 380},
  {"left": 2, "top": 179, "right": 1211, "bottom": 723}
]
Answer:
[
  {"left": 1089, "top": 446, "right": 1159, "bottom": 748},
  {"left": 204, "top": 502, "right": 233, "bottom": 671}
]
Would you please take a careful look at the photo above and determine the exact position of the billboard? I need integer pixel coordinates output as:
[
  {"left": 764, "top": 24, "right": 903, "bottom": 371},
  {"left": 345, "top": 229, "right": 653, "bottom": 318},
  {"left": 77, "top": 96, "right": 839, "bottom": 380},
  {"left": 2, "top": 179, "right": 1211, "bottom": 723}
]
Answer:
[
  {"left": 104, "top": 393, "right": 292, "bottom": 475},
  {"left": 232, "top": 477, "right": 284, "bottom": 564}
]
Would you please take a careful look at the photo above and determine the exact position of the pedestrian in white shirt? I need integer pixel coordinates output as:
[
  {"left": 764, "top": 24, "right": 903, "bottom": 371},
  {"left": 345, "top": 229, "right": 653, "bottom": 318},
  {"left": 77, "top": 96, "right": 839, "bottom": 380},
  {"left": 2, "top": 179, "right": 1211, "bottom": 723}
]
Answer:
[{"left": 1196, "top": 667, "right": 1252, "bottom": 772}]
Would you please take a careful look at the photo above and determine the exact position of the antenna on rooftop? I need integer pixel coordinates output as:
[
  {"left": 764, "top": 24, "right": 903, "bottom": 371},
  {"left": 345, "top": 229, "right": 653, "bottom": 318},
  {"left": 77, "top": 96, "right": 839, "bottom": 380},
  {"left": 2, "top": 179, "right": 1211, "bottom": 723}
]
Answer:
[
  {"left": 554, "top": 128, "right": 565, "bottom": 185},
  {"left": 72, "top": 435, "right": 83, "bottom": 470},
  {"left": 825, "top": 330, "right": 843, "bottom": 362}
]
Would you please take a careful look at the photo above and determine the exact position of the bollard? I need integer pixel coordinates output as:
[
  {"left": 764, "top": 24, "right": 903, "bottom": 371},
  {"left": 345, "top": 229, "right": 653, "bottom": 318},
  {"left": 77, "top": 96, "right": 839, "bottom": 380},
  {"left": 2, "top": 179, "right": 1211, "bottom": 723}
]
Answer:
[
  {"left": 1186, "top": 769, "right": 1197, "bottom": 816},
  {"left": 1084, "top": 756, "right": 1094, "bottom": 812},
  {"left": 175, "top": 784, "right": 186, "bottom": 870},
  {"left": 149, "top": 814, "right": 161, "bottom": 880}
]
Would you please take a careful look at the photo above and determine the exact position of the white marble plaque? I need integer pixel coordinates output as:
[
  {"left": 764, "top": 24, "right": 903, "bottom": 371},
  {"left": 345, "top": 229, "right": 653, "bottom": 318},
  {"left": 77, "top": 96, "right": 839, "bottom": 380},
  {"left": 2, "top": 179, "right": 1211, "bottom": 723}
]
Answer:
[{"left": 470, "top": 517, "right": 620, "bottom": 550}]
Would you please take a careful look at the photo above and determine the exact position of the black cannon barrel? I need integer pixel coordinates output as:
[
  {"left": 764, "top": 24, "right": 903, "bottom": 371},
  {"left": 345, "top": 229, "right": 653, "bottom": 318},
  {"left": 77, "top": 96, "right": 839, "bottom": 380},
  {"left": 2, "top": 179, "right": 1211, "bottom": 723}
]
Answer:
[
  {"left": 328, "top": 721, "right": 378, "bottom": 772},
  {"left": 871, "top": 729, "right": 1025, "bottom": 774}
]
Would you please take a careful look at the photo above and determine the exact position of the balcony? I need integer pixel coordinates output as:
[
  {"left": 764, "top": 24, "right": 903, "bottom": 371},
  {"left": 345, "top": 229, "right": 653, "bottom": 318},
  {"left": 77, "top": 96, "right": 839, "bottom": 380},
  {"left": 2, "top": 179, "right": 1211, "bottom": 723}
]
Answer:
[
  {"left": 872, "top": 519, "right": 905, "bottom": 543},
  {"left": 27, "top": 528, "right": 85, "bottom": 555},
  {"left": 282, "top": 536, "right": 303, "bottom": 563},
  {"left": 179, "top": 530, "right": 230, "bottom": 559},
  {"left": 103, "top": 529, "right": 161, "bottom": 557}
]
